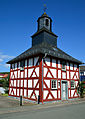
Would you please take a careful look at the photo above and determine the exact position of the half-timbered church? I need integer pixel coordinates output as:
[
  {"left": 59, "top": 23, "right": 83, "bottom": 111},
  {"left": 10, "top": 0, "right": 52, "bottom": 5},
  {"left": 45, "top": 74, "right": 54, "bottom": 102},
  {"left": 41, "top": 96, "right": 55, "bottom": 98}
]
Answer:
[{"left": 7, "top": 12, "right": 82, "bottom": 103}]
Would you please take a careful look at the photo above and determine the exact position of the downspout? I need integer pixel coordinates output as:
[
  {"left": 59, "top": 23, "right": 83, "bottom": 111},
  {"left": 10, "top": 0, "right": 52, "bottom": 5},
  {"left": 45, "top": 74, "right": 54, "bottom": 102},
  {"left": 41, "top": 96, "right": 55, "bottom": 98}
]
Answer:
[
  {"left": 42, "top": 58, "right": 43, "bottom": 104},
  {"left": 42, "top": 53, "right": 47, "bottom": 104}
]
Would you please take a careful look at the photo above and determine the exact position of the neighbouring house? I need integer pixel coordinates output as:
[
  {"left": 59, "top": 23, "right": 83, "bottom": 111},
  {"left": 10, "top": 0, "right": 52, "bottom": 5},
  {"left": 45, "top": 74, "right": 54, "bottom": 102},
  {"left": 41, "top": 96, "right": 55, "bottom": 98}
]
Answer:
[
  {"left": 0, "top": 73, "right": 9, "bottom": 94},
  {"left": 80, "top": 66, "right": 85, "bottom": 81},
  {"left": 7, "top": 12, "right": 82, "bottom": 103}
]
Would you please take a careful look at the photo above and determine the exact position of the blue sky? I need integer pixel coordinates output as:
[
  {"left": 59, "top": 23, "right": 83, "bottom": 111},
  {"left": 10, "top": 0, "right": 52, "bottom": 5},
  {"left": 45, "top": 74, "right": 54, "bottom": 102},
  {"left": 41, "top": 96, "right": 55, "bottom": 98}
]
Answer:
[{"left": 0, "top": 0, "right": 85, "bottom": 72}]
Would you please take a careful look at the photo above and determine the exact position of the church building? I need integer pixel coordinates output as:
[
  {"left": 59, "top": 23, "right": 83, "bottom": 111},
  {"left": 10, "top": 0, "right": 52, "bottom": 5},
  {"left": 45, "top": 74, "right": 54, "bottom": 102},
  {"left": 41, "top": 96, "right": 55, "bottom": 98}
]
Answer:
[{"left": 7, "top": 12, "right": 82, "bottom": 103}]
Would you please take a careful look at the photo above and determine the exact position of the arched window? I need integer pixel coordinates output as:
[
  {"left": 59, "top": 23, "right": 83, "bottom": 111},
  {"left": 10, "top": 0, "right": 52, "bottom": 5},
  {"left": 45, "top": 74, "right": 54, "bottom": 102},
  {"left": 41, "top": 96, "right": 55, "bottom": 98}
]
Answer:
[{"left": 46, "top": 19, "right": 49, "bottom": 26}]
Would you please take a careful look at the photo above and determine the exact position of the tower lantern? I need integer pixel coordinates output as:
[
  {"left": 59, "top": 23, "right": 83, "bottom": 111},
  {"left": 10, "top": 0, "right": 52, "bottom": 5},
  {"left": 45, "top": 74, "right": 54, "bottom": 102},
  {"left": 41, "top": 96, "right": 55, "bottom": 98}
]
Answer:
[{"left": 37, "top": 12, "right": 52, "bottom": 32}]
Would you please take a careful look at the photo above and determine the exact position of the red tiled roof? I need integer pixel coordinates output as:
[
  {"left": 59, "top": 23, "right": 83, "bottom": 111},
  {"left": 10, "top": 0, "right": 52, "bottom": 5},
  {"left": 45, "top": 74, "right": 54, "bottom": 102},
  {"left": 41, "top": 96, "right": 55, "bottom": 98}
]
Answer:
[
  {"left": 0, "top": 74, "right": 8, "bottom": 78},
  {"left": 3, "top": 74, "right": 8, "bottom": 78}
]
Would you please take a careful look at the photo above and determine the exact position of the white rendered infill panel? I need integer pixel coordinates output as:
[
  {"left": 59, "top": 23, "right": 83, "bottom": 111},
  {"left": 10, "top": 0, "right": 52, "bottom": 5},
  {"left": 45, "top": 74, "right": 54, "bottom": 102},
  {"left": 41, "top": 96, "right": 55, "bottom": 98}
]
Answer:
[
  {"left": 50, "top": 68, "right": 57, "bottom": 78},
  {"left": 18, "top": 70, "right": 20, "bottom": 78},
  {"left": 17, "top": 80, "right": 20, "bottom": 87},
  {"left": 35, "top": 67, "right": 39, "bottom": 77},
  {"left": 20, "top": 89, "right": 23, "bottom": 96},
  {"left": 44, "top": 80, "right": 50, "bottom": 88},
  {"left": 21, "top": 72, "right": 24, "bottom": 78},
  {"left": 44, "top": 67, "right": 48, "bottom": 77},
  {"left": 14, "top": 80, "right": 16, "bottom": 87},
  {"left": 71, "top": 90, "right": 75, "bottom": 97},
  {"left": 31, "top": 94, "right": 35, "bottom": 99},
  {"left": 47, "top": 72, "right": 52, "bottom": 78},
  {"left": 58, "top": 70, "right": 61, "bottom": 79},
  {"left": 24, "top": 80, "right": 27, "bottom": 87},
  {"left": 35, "top": 90, "right": 39, "bottom": 98},
  {"left": 51, "top": 90, "right": 57, "bottom": 98},
  {"left": 17, "top": 89, "right": 19, "bottom": 96},
  {"left": 10, "top": 80, "right": 13, "bottom": 86},
  {"left": 34, "top": 79, "right": 38, "bottom": 88},
  {"left": 24, "top": 89, "right": 27, "bottom": 97},
  {"left": 28, "top": 80, "right": 32, "bottom": 88},
  {"left": 70, "top": 72, "right": 75, "bottom": 79},
  {"left": 62, "top": 72, "right": 66, "bottom": 79},
  {"left": 32, "top": 72, "right": 36, "bottom": 77},
  {"left": 25, "top": 69, "right": 27, "bottom": 78},
  {"left": 43, "top": 90, "right": 49, "bottom": 100},
  {"left": 58, "top": 90, "right": 60, "bottom": 98},
  {"left": 48, "top": 94, "right": 53, "bottom": 99},
  {"left": 13, "top": 88, "right": 16, "bottom": 95},
  {"left": 67, "top": 71, "right": 69, "bottom": 79},
  {"left": 21, "top": 80, "right": 23, "bottom": 87},
  {"left": 28, "top": 90, "right": 33, "bottom": 98},
  {"left": 84, "top": 72, "right": 85, "bottom": 75},
  {"left": 14, "top": 71, "right": 17, "bottom": 78},
  {"left": 11, "top": 72, "right": 13, "bottom": 79},
  {"left": 28, "top": 68, "right": 34, "bottom": 77},
  {"left": 76, "top": 72, "right": 79, "bottom": 79}
]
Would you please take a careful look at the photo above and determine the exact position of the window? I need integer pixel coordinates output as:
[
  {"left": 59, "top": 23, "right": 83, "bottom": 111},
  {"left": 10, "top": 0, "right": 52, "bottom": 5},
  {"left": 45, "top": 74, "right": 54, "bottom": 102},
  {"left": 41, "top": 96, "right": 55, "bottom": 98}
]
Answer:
[
  {"left": 46, "top": 19, "right": 49, "bottom": 26},
  {"left": 20, "top": 60, "right": 25, "bottom": 70},
  {"left": 80, "top": 72, "right": 84, "bottom": 76},
  {"left": 20, "top": 60, "right": 24, "bottom": 67},
  {"left": 71, "top": 80, "right": 75, "bottom": 89},
  {"left": 28, "top": 58, "right": 33, "bottom": 67},
  {"left": 62, "top": 61, "right": 66, "bottom": 70},
  {"left": 51, "top": 80, "right": 57, "bottom": 89},
  {"left": 15, "top": 63, "right": 17, "bottom": 69},
  {"left": 11, "top": 64, "right": 14, "bottom": 69}
]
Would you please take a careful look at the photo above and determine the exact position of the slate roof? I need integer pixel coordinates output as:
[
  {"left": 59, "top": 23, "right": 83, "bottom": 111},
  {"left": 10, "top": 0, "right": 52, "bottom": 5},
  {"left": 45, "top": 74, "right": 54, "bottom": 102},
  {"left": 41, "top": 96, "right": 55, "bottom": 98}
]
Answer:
[
  {"left": 80, "top": 66, "right": 85, "bottom": 71},
  {"left": 37, "top": 12, "right": 52, "bottom": 22},
  {"left": 31, "top": 27, "right": 57, "bottom": 38},
  {"left": 7, "top": 42, "right": 82, "bottom": 64}
]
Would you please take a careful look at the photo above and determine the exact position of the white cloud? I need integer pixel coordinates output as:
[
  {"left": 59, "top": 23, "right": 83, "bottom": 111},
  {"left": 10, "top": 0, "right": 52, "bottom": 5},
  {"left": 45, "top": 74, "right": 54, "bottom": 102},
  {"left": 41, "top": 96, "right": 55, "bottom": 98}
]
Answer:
[
  {"left": 4, "top": 64, "right": 10, "bottom": 68},
  {"left": 0, "top": 59, "right": 3, "bottom": 63},
  {"left": 0, "top": 53, "right": 14, "bottom": 59},
  {"left": 0, "top": 52, "right": 15, "bottom": 70}
]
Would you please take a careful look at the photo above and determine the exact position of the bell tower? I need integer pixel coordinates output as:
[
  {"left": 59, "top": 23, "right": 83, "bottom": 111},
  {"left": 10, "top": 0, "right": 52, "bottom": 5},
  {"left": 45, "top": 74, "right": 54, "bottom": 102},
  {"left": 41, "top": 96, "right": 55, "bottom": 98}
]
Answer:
[
  {"left": 32, "top": 11, "right": 58, "bottom": 47},
  {"left": 37, "top": 12, "right": 52, "bottom": 31}
]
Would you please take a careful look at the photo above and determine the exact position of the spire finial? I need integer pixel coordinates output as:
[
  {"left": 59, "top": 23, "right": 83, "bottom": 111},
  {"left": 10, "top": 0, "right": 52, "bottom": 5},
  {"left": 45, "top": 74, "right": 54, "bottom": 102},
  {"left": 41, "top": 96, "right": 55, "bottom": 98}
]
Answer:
[{"left": 43, "top": 4, "right": 47, "bottom": 13}]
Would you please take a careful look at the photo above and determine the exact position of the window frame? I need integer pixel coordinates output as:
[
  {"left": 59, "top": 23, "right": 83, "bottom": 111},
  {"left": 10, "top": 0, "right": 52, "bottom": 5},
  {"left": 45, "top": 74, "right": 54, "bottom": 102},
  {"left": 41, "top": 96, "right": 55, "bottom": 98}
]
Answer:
[
  {"left": 71, "top": 80, "right": 75, "bottom": 89},
  {"left": 62, "top": 61, "right": 66, "bottom": 71},
  {"left": 20, "top": 60, "right": 25, "bottom": 71},
  {"left": 51, "top": 80, "right": 57, "bottom": 89}
]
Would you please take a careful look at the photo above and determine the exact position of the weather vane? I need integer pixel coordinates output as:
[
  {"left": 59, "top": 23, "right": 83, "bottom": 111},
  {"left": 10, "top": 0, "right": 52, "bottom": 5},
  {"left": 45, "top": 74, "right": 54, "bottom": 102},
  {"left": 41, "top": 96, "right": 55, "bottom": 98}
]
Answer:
[{"left": 43, "top": 4, "right": 47, "bottom": 13}]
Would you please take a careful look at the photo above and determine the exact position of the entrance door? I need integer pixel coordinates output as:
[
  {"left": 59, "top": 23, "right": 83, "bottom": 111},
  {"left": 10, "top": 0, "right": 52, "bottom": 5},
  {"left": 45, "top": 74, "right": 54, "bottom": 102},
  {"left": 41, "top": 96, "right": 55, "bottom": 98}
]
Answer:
[{"left": 62, "top": 81, "right": 67, "bottom": 100}]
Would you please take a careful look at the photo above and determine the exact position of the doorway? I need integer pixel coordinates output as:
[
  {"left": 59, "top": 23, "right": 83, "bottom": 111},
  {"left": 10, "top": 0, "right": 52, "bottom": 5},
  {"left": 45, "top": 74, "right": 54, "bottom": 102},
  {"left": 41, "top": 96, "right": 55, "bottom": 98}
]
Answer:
[{"left": 61, "top": 81, "right": 68, "bottom": 100}]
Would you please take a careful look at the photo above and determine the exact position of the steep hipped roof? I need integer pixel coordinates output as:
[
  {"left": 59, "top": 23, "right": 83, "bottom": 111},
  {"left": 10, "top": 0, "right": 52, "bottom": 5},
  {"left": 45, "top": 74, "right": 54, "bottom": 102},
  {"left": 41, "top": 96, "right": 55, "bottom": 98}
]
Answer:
[{"left": 7, "top": 42, "right": 82, "bottom": 64}]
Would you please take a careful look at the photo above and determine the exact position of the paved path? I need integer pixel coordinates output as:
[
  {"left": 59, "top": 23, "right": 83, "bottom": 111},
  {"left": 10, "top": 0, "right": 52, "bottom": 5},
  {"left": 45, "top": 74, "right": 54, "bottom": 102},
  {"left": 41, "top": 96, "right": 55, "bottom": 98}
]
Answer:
[
  {"left": 0, "top": 95, "right": 35, "bottom": 108},
  {"left": 0, "top": 101, "right": 85, "bottom": 119}
]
